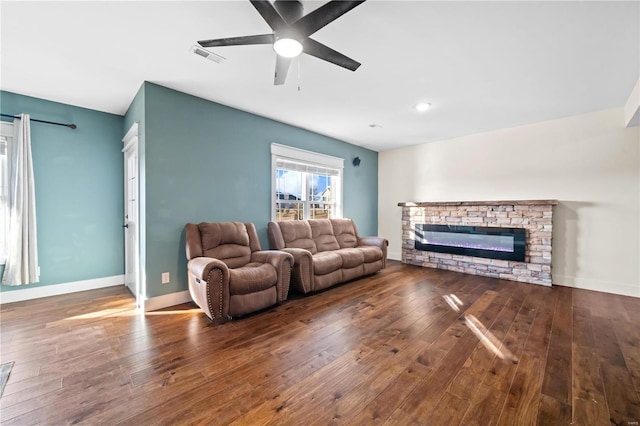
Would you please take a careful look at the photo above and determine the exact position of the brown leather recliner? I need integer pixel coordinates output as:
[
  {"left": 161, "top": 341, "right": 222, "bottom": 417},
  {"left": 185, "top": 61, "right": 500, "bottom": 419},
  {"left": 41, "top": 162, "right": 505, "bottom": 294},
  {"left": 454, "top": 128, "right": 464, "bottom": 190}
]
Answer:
[{"left": 185, "top": 222, "right": 294, "bottom": 323}]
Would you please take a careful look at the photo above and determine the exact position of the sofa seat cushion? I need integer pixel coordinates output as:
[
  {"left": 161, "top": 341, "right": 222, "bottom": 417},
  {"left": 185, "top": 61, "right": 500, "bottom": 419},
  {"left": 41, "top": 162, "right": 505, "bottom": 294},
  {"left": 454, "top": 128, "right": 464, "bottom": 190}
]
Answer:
[
  {"left": 229, "top": 262, "right": 277, "bottom": 295},
  {"left": 358, "top": 246, "right": 383, "bottom": 263},
  {"left": 336, "top": 248, "right": 365, "bottom": 268},
  {"left": 314, "top": 270, "right": 342, "bottom": 290},
  {"left": 312, "top": 251, "right": 343, "bottom": 275}
]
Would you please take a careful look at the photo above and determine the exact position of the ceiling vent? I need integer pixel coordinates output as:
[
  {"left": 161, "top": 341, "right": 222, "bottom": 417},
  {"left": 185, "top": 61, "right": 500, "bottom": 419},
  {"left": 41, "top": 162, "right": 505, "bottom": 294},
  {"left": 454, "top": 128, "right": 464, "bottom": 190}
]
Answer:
[{"left": 190, "top": 45, "right": 226, "bottom": 64}]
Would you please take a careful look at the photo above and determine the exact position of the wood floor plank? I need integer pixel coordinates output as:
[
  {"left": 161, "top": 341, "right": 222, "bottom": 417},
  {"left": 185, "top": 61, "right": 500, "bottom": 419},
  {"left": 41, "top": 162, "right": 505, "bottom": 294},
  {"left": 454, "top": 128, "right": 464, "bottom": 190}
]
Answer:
[
  {"left": 480, "top": 293, "right": 538, "bottom": 393},
  {"left": 462, "top": 287, "right": 547, "bottom": 425},
  {"left": 1, "top": 262, "right": 639, "bottom": 425},
  {"left": 539, "top": 285, "right": 573, "bottom": 409},
  {"left": 590, "top": 316, "right": 628, "bottom": 368},
  {"left": 571, "top": 343, "right": 610, "bottom": 425},
  {"left": 600, "top": 363, "right": 640, "bottom": 425},
  {"left": 347, "top": 360, "right": 433, "bottom": 424},
  {"left": 619, "top": 340, "right": 640, "bottom": 399},
  {"left": 498, "top": 355, "right": 545, "bottom": 426},
  {"left": 428, "top": 391, "right": 471, "bottom": 425},
  {"left": 612, "top": 318, "right": 640, "bottom": 399},
  {"left": 537, "top": 393, "right": 572, "bottom": 426},
  {"left": 572, "top": 305, "right": 596, "bottom": 348},
  {"left": 498, "top": 286, "right": 557, "bottom": 425},
  {"left": 389, "top": 290, "right": 507, "bottom": 422},
  {"left": 447, "top": 286, "right": 525, "bottom": 400},
  {"left": 460, "top": 382, "right": 508, "bottom": 426}
]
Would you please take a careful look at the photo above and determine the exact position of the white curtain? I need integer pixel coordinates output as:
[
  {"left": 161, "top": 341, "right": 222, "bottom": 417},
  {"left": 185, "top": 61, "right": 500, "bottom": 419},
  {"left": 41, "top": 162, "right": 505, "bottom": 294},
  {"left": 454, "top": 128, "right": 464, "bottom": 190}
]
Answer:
[{"left": 2, "top": 114, "right": 39, "bottom": 285}]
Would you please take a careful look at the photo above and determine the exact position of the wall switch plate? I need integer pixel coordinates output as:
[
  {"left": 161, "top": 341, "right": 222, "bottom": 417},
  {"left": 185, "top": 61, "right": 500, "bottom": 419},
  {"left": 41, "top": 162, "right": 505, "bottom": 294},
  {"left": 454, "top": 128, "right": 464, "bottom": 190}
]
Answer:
[{"left": 162, "top": 272, "right": 170, "bottom": 284}]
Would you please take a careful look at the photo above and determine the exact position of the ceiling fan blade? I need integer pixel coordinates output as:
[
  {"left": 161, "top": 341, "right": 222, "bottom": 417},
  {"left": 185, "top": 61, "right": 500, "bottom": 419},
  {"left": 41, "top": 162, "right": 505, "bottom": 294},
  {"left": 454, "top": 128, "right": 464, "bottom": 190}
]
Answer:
[
  {"left": 274, "top": 56, "right": 291, "bottom": 85},
  {"left": 302, "top": 38, "right": 361, "bottom": 71},
  {"left": 292, "top": 1, "right": 366, "bottom": 38},
  {"left": 250, "top": 0, "right": 287, "bottom": 32},
  {"left": 198, "top": 34, "right": 274, "bottom": 48}
]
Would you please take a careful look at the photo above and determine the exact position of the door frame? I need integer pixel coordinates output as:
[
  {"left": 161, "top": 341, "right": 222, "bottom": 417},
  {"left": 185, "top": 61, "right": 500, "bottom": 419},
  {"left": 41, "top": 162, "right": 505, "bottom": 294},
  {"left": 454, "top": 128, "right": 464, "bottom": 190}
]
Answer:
[{"left": 122, "top": 122, "right": 142, "bottom": 309}]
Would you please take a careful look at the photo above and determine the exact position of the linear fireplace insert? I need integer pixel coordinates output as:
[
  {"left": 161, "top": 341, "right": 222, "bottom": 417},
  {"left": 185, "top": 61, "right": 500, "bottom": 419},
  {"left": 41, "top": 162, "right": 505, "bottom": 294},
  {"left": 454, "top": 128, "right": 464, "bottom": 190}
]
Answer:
[{"left": 414, "top": 224, "right": 526, "bottom": 261}]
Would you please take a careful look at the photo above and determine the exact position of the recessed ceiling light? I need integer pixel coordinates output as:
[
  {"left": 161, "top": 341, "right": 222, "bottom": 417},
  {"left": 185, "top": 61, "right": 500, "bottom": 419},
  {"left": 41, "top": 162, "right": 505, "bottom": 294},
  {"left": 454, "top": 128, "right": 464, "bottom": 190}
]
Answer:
[{"left": 415, "top": 102, "right": 431, "bottom": 112}]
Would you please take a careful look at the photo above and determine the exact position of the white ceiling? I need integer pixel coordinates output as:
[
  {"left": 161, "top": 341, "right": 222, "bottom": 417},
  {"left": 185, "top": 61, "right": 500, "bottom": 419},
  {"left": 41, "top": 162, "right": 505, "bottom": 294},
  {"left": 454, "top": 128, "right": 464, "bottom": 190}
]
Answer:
[{"left": 1, "top": 1, "right": 638, "bottom": 152}]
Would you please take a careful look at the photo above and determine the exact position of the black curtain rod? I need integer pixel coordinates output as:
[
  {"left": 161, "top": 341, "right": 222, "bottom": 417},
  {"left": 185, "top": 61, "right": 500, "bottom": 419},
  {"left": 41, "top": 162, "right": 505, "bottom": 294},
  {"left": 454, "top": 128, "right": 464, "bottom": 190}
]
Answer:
[{"left": 0, "top": 113, "right": 77, "bottom": 130}]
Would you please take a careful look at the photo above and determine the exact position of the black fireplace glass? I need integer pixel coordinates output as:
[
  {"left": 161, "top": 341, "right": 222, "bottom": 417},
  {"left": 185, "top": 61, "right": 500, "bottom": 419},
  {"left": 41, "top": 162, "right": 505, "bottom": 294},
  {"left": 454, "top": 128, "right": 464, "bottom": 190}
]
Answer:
[{"left": 414, "top": 224, "right": 526, "bottom": 262}]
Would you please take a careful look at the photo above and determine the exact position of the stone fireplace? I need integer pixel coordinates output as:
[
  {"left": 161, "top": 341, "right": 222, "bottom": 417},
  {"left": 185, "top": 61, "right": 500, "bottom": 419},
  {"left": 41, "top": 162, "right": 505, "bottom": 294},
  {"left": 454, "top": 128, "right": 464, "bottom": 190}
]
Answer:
[{"left": 398, "top": 200, "right": 558, "bottom": 286}]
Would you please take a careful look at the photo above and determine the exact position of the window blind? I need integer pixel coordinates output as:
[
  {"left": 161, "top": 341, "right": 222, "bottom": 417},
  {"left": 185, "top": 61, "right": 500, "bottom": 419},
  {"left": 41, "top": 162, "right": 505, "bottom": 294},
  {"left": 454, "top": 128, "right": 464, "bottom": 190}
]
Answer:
[{"left": 275, "top": 158, "right": 340, "bottom": 176}]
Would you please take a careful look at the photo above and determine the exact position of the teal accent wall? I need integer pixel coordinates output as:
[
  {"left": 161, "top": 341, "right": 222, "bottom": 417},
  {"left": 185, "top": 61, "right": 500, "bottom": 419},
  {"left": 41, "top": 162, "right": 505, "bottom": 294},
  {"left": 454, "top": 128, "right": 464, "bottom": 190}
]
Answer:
[
  {"left": 0, "top": 91, "right": 124, "bottom": 292},
  {"left": 141, "top": 82, "right": 378, "bottom": 298},
  {"left": 0, "top": 83, "right": 378, "bottom": 303}
]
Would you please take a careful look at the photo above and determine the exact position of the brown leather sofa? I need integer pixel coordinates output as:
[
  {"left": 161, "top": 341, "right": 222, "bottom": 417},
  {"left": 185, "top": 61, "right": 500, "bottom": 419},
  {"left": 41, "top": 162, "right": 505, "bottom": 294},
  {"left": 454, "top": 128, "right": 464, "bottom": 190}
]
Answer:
[
  {"left": 267, "top": 218, "right": 388, "bottom": 294},
  {"left": 185, "top": 222, "right": 294, "bottom": 323}
]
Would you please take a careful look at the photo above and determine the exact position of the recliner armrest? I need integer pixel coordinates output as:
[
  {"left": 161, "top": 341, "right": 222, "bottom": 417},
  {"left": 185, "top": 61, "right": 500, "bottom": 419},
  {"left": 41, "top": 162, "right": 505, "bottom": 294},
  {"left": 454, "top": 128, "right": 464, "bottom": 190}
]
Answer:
[
  {"left": 187, "top": 257, "right": 231, "bottom": 322},
  {"left": 187, "top": 256, "right": 229, "bottom": 279},
  {"left": 251, "top": 250, "right": 294, "bottom": 270},
  {"left": 251, "top": 250, "right": 294, "bottom": 301}
]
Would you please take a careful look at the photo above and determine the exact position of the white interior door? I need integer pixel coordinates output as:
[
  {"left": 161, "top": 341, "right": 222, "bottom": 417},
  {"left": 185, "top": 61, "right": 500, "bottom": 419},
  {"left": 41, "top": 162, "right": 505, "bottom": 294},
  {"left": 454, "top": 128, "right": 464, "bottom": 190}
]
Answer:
[{"left": 122, "top": 123, "right": 141, "bottom": 308}]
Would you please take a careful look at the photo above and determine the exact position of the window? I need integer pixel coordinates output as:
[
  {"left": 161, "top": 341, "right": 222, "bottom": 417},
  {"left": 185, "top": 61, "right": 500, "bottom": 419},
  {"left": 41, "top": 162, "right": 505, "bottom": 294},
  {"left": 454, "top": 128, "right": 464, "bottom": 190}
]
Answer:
[
  {"left": 0, "top": 122, "right": 12, "bottom": 263},
  {"left": 271, "top": 143, "right": 343, "bottom": 221}
]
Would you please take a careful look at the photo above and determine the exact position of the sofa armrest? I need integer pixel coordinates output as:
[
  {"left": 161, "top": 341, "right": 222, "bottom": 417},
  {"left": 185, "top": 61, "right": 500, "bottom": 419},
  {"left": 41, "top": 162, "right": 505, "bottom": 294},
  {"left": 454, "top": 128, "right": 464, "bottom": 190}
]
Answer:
[
  {"left": 358, "top": 236, "right": 388, "bottom": 248},
  {"left": 251, "top": 250, "right": 294, "bottom": 301},
  {"left": 357, "top": 236, "right": 389, "bottom": 268},
  {"left": 267, "top": 221, "right": 285, "bottom": 250},
  {"left": 279, "top": 248, "right": 315, "bottom": 294},
  {"left": 187, "top": 257, "right": 231, "bottom": 322}
]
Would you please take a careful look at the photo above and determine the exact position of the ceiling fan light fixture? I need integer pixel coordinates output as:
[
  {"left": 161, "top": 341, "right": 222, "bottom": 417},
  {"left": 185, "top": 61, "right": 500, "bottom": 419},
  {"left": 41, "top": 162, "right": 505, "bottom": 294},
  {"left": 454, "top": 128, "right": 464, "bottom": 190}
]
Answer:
[
  {"left": 415, "top": 102, "right": 432, "bottom": 112},
  {"left": 273, "top": 38, "right": 303, "bottom": 58}
]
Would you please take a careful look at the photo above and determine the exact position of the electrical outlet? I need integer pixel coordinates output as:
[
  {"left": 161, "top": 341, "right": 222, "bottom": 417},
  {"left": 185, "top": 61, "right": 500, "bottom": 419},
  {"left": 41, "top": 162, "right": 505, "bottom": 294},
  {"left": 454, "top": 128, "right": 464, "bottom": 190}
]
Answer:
[{"left": 161, "top": 272, "right": 170, "bottom": 284}]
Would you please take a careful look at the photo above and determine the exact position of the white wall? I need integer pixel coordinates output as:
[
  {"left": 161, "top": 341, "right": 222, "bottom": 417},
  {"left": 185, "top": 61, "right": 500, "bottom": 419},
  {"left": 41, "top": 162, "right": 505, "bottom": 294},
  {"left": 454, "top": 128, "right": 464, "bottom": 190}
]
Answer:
[{"left": 379, "top": 108, "right": 640, "bottom": 297}]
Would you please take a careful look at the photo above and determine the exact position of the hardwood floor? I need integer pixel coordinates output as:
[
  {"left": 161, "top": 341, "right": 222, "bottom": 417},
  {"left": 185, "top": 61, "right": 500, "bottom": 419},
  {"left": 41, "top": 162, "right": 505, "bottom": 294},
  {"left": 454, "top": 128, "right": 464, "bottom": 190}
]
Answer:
[{"left": 1, "top": 261, "right": 638, "bottom": 425}]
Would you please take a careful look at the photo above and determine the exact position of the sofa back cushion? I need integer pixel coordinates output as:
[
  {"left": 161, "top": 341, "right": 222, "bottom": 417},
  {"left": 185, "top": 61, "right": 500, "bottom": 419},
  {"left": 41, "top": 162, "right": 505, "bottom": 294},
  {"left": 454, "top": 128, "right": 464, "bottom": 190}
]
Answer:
[
  {"left": 199, "top": 222, "right": 251, "bottom": 269},
  {"left": 331, "top": 218, "right": 359, "bottom": 248},
  {"left": 309, "top": 219, "right": 341, "bottom": 252},
  {"left": 277, "top": 220, "right": 318, "bottom": 254}
]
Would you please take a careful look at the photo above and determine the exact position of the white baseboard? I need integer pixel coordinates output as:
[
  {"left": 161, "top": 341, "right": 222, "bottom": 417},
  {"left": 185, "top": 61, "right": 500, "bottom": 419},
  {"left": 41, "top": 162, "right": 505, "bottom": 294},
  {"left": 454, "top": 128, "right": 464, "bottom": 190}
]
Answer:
[
  {"left": 553, "top": 274, "right": 639, "bottom": 298},
  {"left": 144, "top": 290, "right": 192, "bottom": 312},
  {"left": 0, "top": 275, "right": 125, "bottom": 304}
]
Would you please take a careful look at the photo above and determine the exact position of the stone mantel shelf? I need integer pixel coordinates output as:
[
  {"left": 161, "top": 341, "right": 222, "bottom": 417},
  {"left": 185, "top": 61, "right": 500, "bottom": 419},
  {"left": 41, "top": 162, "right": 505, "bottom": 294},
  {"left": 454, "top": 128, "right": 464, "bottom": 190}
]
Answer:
[{"left": 397, "top": 200, "right": 559, "bottom": 207}]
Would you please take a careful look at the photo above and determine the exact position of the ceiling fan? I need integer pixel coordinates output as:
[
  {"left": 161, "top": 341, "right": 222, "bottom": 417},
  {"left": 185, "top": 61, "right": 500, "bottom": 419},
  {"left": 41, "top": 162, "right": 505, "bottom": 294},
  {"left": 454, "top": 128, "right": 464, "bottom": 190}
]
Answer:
[{"left": 197, "top": 0, "right": 366, "bottom": 85}]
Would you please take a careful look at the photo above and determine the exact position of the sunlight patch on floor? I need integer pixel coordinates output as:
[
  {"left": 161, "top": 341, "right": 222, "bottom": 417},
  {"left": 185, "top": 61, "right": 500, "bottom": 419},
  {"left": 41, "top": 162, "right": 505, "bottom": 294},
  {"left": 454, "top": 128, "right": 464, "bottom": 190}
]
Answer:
[
  {"left": 464, "top": 314, "right": 518, "bottom": 363},
  {"left": 62, "top": 307, "right": 202, "bottom": 320},
  {"left": 144, "top": 309, "right": 202, "bottom": 316},
  {"left": 442, "top": 293, "right": 518, "bottom": 363}
]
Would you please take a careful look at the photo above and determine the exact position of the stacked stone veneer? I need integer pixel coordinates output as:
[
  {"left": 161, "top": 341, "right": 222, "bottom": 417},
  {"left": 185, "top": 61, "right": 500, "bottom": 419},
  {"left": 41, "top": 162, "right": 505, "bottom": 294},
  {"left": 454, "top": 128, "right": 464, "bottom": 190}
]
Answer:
[{"left": 398, "top": 200, "right": 558, "bottom": 286}]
